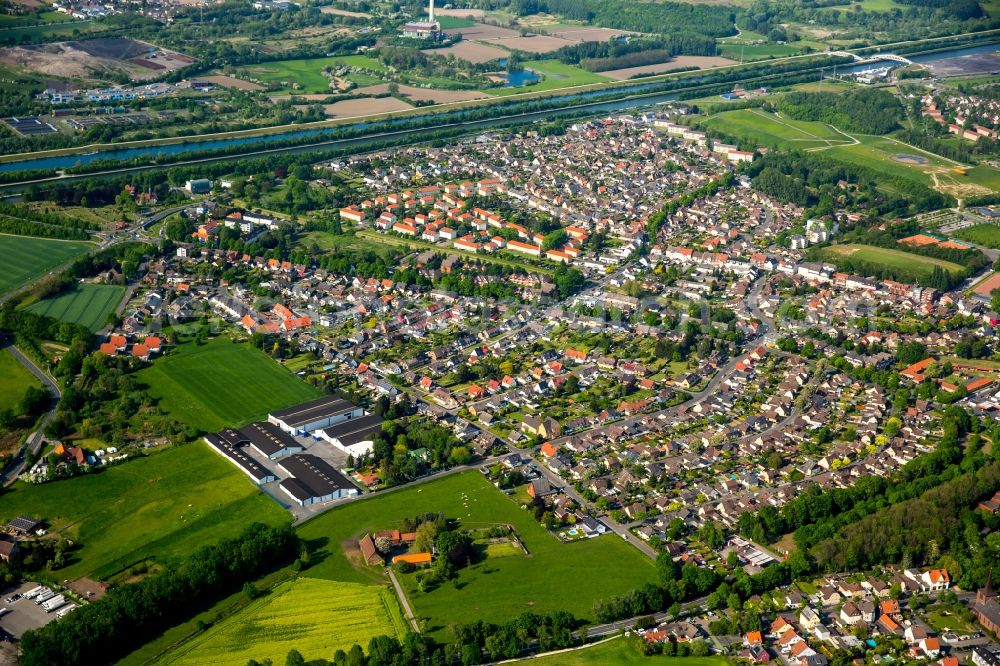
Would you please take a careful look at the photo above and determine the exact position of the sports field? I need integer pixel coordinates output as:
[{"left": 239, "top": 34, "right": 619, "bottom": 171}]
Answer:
[
  {"left": 487, "top": 60, "right": 610, "bottom": 96},
  {"left": 0, "top": 234, "right": 91, "bottom": 296},
  {"left": 523, "top": 639, "right": 730, "bottom": 665},
  {"left": 138, "top": 337, "right": 320, "bottom": 432},
  {"left": 0, "top": 347, "right": 42, "bottom": 413},
  {"left": 954, "top": 222, "right": 1000, "bottom": 248},
  {"left": 297, "top": 472, "right": 656, "bottom": 634},
  {"left": 0, "top": 443, "right": 291, "bottom": 580},
  {"left": 818, "top": 244, "right": 965, "bottom": 278},
  {"left": 157, "top": 578, "right": 408, "bottom": 666},
  {"left": 25, "top": 283, "right": 125, "bottom": 331}
]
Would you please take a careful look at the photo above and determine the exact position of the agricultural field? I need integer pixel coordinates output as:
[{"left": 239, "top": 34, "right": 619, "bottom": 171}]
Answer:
[
  {"left": 435, "top": 15, "right": 477, "bottom": 29},
  {"left": 717, "top": 41, "right": 811, "bottom": 61},
  {"left": 297, "top": 472, "right": 656, "bottom": 635},
  {"left": 156, "top": 578, "right": 408, "bottom": 666},
  {"left": 818, "top": 244, "right": 966, "bottom": 279},
  {"left": 954, "top": 222, "right": 1000, "bottom": 248},
  {"left": 0, "top": 443, "right": 291, "bottom": 580},
  {"left": 137, "top": 337, "right": 320, "bottom": 432},
  {"left": 25, "top": 283, "right": 124, "bottom": 331},
  {"left": 0, "top": 18, "right": 105, "bottom": 44},
  {"left": 320, "top": 97, "right": 413, "bottom": 117},
  {"left": 822, "top": 0, "right": 906, "bottom": 11},
  {"left": 0, "top": 347, "right": 42, "bottom": 413},
  {"left": 0, "top": 234, "right": 91, "bottom": 296},
  {"left": 522, "top": 639, "right": 730, "bottom": 665},
  {"left": 488, "top": 60, "right": 610, "bottom": 96},
  {"left": 601, "top": 55, "right": 736, "bottom": 80}
]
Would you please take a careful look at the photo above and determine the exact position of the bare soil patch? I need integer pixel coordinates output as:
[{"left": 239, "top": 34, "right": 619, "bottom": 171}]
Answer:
[
  {"left": 426, "top": 40, "right": 508, "bottom": 64},
  {"left": 453, "top": 23, "right": 522, "bottom": 40},
  {"left": 0, "top": 38, "right": 192, "bottom": 81},
  {"left": 601, "top": 55, "right": 736, "bottom": 79},
  {"left": 483, "top": 34, "right": 574, "bottom": 53},
  {"left": 66, "top": 577, "right": 108, "bottom": 601},
  {"left": 892, "top": 153, "right": 929, "bottom": 165},
  {"left": 435, "top": 7, "right": 487, "bottom": 18},
  {"left": 202, "top": 74, "right": 265, "bottom": 91},
  {"left": 270, "top": 93, "right": 332, "bottom": 102},
  {"left": 319, "top": 6, "right": 371, "bottom": 17},
  {"left": 320, "top": 97, "right": 413, "bottom": 117},
  {"left": 354, "top": 83, "right": 487, "bottom": 102}
]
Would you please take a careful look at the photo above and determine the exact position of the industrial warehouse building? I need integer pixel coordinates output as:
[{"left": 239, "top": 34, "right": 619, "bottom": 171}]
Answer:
[
  {"left": 239, "top": 421, "right": 304, "bottom": 460},
  {"left": 317, "top": 413, "right": 384, "bottom": 456},
  {"left": 277, "top": 454, "right": 358, "bottom": 506},
  {"left": 205, "top": 395, "right": 370, "bottom": 508},
  {"left": 204, "top": 429, "right": 279, "bottom": 484},
  {"left": 268, "top": 395, "right": 364, "bottom": 435}
]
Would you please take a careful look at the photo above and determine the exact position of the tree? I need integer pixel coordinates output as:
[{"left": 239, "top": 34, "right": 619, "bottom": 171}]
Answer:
[
  {"left": 284, "top": 650, "right": 305, "bottom": 666},
  {"left": 449, "top": 446, "right": 471, "bottom": 465},
  {"left": 552, "top": 266, "right": 585, "bottom": 298},
  {"left": 436, "top": 530, "right": 473, "bottom": 567}
]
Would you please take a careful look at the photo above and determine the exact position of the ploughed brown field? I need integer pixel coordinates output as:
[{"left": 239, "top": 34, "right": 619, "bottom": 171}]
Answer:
[{"left": 600, "top": 55, "right": 737, "bottom": 80}]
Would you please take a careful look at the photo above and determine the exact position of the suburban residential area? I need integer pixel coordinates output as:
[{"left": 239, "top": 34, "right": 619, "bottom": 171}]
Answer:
[{"left": 2, "top": 0, "right": 1000, "bottom": 662}]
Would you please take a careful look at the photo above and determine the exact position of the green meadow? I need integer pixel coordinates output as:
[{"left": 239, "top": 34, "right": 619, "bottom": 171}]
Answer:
[
  {"left": 25, "top": 283, "right": 124, "bottom": 331},
  {"left": 0, "top": 234, "right": 91, "bottom": 296},
  {"left": 138, "top": 337, "right": 320, "bottom": 432},
  {"left": 297, "top": 471, "right": 656, "bottom": 637},
  {"left": 0, "top": 443, "right": 291, "bottom": 580}
]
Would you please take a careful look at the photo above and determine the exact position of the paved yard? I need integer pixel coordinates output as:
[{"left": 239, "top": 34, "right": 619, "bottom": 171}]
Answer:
[{"left": 0, "top": 582, "right": 65, "bottom": 638}]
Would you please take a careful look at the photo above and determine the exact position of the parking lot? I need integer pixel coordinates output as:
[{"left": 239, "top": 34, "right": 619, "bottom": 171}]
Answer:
[{"left": 0, "top": 582, "right": 64, "bottom": 638}]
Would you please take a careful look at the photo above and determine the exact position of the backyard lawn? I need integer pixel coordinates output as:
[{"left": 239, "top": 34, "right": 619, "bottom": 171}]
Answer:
[
  {"left": 0, "top": 234, "right": 91, "bottom": 296},
  {"left": 923, "top": 605, "right": 977, "bottom": 634},
  {"left": 138, "top": 337, "right": 320, "bottom": 432},
  {"left": 155, "top": 578, "right": 408, "bottom": 666},
  {"left": 297, "top": 472, "right": 656, "bottom": 636},
  {"left": 25, "top": 283, "right": 125, "bottom": 331},
  {"left": 0, "top": 443, "right": 291, "bottom": 580}
]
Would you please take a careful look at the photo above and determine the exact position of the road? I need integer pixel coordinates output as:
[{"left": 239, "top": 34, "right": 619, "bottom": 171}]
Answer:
[
  {"left": 387, "top": 569, "right": 421, "bottom": 632},
  {"left": 0, "top": 342, "right": 61, "bottom": 486},
  {"left": 0, "top": 203, "right": 183, "bottom": 482},
  {"left": 357, "top": 272, "right": 784, "bottom": 561}
]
